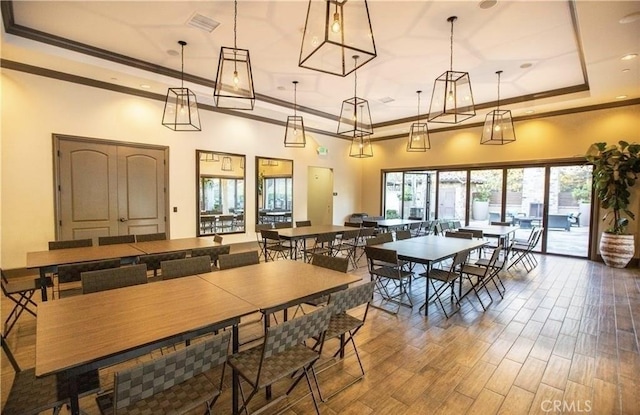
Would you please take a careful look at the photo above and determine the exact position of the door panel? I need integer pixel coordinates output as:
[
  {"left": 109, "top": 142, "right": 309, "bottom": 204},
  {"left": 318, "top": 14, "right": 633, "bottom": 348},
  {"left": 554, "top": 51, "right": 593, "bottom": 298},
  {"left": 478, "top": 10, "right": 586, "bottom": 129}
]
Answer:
[
  {"left": 307, "top": 167, "right": 333, "bottom": 225},
  {"left": 56, "top": 137, "right": 167, "bottom": 242},
  {"left": 58, "top": 140, "right": 118, "bottom": 241},
  {"left": 117, "top": 147, "right": 165, "bottom": 235}
]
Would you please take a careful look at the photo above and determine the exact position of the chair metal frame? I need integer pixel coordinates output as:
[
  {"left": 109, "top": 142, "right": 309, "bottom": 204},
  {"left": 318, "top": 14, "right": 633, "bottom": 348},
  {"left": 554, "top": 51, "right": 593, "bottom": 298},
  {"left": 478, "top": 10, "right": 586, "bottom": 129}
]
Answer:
[
  {"left": 261, "top": 229, "right": 291, "bottom": 261},
  {"left": 311, "top": 281, "right": 375, "bottom": 401},
  {"left": 460, "top": 244, "right": 502, "bottom": 310},
  {"left": 364, "top": 246, "right": 413, "bottom": 314},
  {"left": 1, "top": 269, "right": 43, "bottom": 337},
  {"left": 228, "top": 307, "right": 332, "bottom": 415},
  {"left": 419, "top": 249, "right": 469, "bottom": 318},
  {"left": 303, "top": 231, "right": 337, "bottom": 263},
  {"left": 333, "top": 228, "right": 361, "bottom": 270},
  {"left": 509, "top": 227, "right": 543, "bottom": 272}
]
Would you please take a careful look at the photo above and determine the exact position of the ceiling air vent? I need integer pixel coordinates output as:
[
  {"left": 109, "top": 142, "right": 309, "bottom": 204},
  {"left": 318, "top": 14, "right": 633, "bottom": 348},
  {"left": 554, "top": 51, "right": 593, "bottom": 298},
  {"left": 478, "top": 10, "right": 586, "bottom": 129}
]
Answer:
[{"left": 187, "top": 12, "right": 220, "bottom": 33}]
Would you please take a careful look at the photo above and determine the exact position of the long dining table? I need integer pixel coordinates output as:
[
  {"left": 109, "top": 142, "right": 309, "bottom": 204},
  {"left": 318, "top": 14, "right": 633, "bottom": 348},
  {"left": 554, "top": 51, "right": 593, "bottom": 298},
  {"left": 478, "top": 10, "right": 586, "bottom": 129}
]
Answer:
[
  {"left": 373, "top": 235, "right": 487, "bottom": 315},
  {"left": 35, "top": 259, "right": 361, "bottom": 414},
  {"left": 130, "top": 236, "right": 221, "bottom": 254},
  {"left": 276, "top": 224, "right": 353, "bottom": 260},
  {"left": 459, "top": 224, "right": 517, "bottom": 247}
]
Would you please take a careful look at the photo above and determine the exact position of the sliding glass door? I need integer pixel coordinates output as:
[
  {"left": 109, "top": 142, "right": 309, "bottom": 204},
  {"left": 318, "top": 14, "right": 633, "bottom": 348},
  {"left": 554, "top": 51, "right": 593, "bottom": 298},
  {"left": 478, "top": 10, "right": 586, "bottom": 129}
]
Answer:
[{"left": 383, "top": 171, "right": 433, "bottom": 220}]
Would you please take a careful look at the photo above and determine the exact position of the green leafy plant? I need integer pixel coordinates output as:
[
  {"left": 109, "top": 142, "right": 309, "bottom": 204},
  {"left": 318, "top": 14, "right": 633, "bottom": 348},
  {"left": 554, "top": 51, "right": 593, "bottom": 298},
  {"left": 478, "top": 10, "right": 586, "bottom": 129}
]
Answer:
[
  {"left": 586, "top": 141, "right": 640, "bottom": 234},
  {"left": 473, "top": 184, "right": 491, "bottom": 202}
]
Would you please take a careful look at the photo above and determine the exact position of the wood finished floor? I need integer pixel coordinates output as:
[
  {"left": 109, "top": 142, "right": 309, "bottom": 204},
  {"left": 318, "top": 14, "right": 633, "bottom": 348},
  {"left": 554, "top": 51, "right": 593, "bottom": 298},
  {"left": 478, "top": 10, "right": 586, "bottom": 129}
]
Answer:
[{"left": 2, "top": 250, "right": 639, "bottom": 414}]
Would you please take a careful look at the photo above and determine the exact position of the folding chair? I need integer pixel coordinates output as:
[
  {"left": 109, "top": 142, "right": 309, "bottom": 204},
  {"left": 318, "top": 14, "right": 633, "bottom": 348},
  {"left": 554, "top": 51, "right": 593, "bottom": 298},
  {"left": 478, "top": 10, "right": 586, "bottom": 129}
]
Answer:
[
  {"left": 97, "top": 235, "right": 135, "bottom": 246},
  {"left": 261, "top": 229, "right": 291, "bottom": 261},
  {"left": 419, "top": 249, "right": 469, "bottom": 318},
  {"left": 312, "top": 281, "right": 375, "bottom": 401},
  {"left": 303, "top": 232, "right": 337, "bottom": 262},
  {"left": 333, "top": 228, "right": 361, "bottom": 270},
  {"left": 1, "top": 269, "right": 49, "bottom": 337},
  {"left": 96, "top": 331, "right": 231, "bottom": 415},
  {"left": 460, "top": 244, "right": 503, "bottom": 310},
  {"left": 137, "top": 250, "right": 187, "bottom": 278},
  {"left": 509, "top": 227, "right": 543, "bottom": 272},
  {"left": 365, "top": 246, "right": 413, "bottom": 314},
  {"left": 48, "top": 238, "right": 93, "bottom": 250},
  {"left": 255, "top": 223, "right": 273, "bottom": 261},
  {"left": 293, "top": 254, "right": 350, "bottom": 318},
  {"left": 227, "top": 307, "right": 332, "bottom": 415},
  {"left": 395, "top": 229, "right": 412, "bottom": 240},
  {"left": 134, "top": 232, "right": 166, "bottom": 242},
  {"left": 56, "top": 258, "right": 121, "bottom": 298},
  {"left": 2, "top": 334, "right": 100, "bottom": 415}
]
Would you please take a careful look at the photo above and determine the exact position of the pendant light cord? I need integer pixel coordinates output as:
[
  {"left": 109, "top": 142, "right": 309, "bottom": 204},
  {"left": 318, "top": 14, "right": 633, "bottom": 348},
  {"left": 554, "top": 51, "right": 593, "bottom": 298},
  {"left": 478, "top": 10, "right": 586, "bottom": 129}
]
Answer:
[
  {"left": 293, "top": 81, "right": 298, "bottom": 117},
  {"left": 496, "top": 70, "right": 502, "bottom": 110},
  {"left": 179, "top": 41, "right": 186, "bottom": 89},
  {"left": 449, "top": 18, "right": 454, "bottom": 72},
  {"left": 416, "top": 90, "right": 422, "bottom": 123},
  {"left": 233, "top": 0, "right": 238, "bottom": 50}
]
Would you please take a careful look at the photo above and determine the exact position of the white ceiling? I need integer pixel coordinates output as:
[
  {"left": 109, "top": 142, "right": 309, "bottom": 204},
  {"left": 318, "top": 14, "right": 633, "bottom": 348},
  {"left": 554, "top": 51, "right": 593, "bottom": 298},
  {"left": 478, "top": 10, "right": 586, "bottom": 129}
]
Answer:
[{"left": 1, "top": 0, "right": 638, "bottom": 139}]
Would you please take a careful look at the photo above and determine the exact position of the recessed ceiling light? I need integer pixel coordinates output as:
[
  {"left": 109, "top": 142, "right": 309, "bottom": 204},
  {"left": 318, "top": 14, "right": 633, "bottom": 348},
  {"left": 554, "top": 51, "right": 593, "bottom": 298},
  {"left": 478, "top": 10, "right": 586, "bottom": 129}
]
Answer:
[
  {"left": 525, "top": 110, "right": 535, "bottom": 114},
  {"left": 520, "top": 62, "right": 533, "bottom": 69},
  {"left": 167, "top": 49, "right": 179, "bottom": 57},
  {"left": 622, "top": 68, "right": 631, "bottom": 73},
  {"left": 616, "top": 95, "right": 628, "bottom": 99},
  {"left": 478, "top": 0, "right": 497, "bottom": 9},
  {"left": 619, "top": 11, "right": 640, "bottom": 24},
  {"left": 140, "top": 84, "right": 151, "bottom": 89},
  {"left": 621, "top": 53, "right": 637, "bottom": 61},
  {"left": 277, "top": 86, "right": 286, "bottom": 91}
]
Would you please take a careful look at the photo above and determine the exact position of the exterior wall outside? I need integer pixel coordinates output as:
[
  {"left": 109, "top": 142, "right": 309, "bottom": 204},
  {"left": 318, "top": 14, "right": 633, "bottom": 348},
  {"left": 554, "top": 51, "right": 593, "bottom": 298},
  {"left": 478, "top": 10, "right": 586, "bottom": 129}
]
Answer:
[
  {"left": 0, "top": 69, "right": 363, "bottom": 268},
  {"left": 360, "top": 104, "right": 640, "bottom": 258}
]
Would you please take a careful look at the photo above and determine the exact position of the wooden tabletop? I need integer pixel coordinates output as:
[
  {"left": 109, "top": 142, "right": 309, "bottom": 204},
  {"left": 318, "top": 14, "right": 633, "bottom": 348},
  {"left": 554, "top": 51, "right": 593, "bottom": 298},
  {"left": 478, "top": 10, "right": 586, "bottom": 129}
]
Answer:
[
  {"left": 131, "top": 236, "right": 222, "bottom": 255},
  {"left": 36, "top": 276, "right": 256, "bottom": 377},
  {"left": 198, "top": 260, "right": 362, "bottom": 313},
  {"left": 27, "top": 244, "right": 145, "bottom": 269},
  {"left": 276, "top": 225, "right": 353, "bottom": 240}
]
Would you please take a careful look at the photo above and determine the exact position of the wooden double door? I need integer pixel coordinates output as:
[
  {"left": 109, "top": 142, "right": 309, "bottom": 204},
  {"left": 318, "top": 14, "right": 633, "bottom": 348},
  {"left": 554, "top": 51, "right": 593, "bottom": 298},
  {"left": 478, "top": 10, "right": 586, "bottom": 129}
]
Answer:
[{"left": 54, "top": 135, "right": 169, "bottom": 242}]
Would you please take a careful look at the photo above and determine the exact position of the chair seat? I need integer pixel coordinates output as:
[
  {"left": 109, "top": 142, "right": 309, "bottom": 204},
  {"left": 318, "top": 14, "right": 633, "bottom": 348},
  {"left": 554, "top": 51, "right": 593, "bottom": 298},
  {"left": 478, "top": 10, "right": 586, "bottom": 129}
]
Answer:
[
  {"left": 420, "top": 268, "right": 459, "bottom": 283},
  {"left": 371, "top": 265, "right": 413, "bottom": 280},
  {"left": 3, "top": 368, "right": 100, "bottom": 415},
  {"left": 475, "top": 258, "right": 505, "bottom": 269},
  {"left": 461, "top": 264, "right": 487, "bottom": 278},
  {"left": 229, "top": 343, "right": 319, "bottom": 389},
  {"left": 96, "top": 371, "right": 218, "bottom": 415},
  {"left": 325, "top": 313, "right": 364, "bottom": 339}
]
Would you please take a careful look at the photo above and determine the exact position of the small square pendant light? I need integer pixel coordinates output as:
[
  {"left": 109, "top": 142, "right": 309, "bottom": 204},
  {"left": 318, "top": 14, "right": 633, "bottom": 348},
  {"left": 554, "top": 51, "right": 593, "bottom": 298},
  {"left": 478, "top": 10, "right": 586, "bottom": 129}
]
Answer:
[
  {"left": 162, "top": 41, "right": 201, "bottom": 131},
  {"left": 338, "top": 56, "right": 373, "bottom": 158},
  {"left": 284, "top": 81, "right": 306, "bottom": 148},
  {"left": 481, "top": 70, "right": 516, "bottom": 145},
  {"left": 407, "top": 90, "right": 430, "bottom": 152},
  {"left": 299, "top": 0, "right": 377, "bottom": 77},
  {"left": 349, "top": 133, "right": 373, "bottom": 158},
  {"left": 428, "top": 16, "right": 475, "bottom": 124},
  {"left": 213, "top": 0, "right": 255, "bottom": 110}
]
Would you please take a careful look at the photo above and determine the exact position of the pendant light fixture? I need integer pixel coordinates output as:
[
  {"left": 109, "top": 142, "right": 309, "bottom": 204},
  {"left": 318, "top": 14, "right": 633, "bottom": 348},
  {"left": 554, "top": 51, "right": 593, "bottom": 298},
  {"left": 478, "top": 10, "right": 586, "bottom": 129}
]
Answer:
[
  {"left": 428, "top": 16, "right": 475, "bottom": 124},
  {"left": 213, "top": 0, "right": 255, "bottom": 110},
  {"left": 338, "top": 56, "right": 373, "bottom": 158},
  {"left": 481, "top": 70, "right": 516, "bottom": 145},
  {"left": 284, "top": 81, "right": 306, "bottom": 148},
  {"left": 299, "top": 0, "right": 377, "bottom": 77},
  {"left": 407, "top": 90, "right": 430, "bottom": 152},
  {"left": 162, "top": 41, "right": 201, "bottom": 131}
]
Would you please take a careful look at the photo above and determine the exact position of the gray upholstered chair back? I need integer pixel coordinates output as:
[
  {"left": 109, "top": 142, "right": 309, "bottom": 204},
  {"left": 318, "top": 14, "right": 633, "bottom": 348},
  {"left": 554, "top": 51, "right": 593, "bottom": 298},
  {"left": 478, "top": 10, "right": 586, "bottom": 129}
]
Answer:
[
  {"left": 191, "top": 245, "right": 231, "bottom": 265},
  {"left": 134, "top": 232, "right": 166, "bottom": 242},
  {"left": 364, "top": 246, "right": 398, "bottom": 266},
  {"left": 161, "top": 255, "right": 212, "bottom": 280},
  {"left": 218, "top": 251, "right": 260, "bottom": 270},
  {"left": 81, "top": 264, "right": 148, "bottom": 294},
  {"left": 112, "top": 331, "right": 231, "bottom": 413},
  {"left": 48, "top": 238, "right": 93, "bottom": 250},
  {"left": 365, "top": 233, "right": 393, "bottom": 246},
  {"left": 137, "top": 251, "right": 187, "bottom": 277},
  {"left": 98, "top": 235, "right": 136, "bottom": 246},
  {"left": 395, "top": 230, "right": 412, "bottom": 240},
  {"left": 311, "top": 254, "right": 348, "bottom": 273}
]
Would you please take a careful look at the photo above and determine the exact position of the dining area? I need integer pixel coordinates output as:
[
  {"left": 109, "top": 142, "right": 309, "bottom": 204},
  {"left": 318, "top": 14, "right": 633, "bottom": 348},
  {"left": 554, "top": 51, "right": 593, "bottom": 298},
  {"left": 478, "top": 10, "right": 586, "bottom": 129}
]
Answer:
[{"left": 2, "top": 215, "right": 638, "bottom": 415}]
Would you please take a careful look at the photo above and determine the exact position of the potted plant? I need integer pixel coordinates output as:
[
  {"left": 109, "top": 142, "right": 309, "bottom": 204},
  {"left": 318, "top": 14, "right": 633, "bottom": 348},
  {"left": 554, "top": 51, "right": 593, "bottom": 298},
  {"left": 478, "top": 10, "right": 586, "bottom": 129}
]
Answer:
[
  {"left": 472, "top": 185, "right": 491, "bottom": 221},
  {"left": 586, "top": 140, "right": 640, "bottom": 267}
]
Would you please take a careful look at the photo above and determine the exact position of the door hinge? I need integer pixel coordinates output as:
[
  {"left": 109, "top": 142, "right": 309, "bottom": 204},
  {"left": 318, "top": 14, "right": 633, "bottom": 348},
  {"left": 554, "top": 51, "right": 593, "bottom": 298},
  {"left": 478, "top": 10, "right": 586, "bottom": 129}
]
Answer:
[
  {"left": 58, "top": 185, "right": 61, "bottom": 192},
  {"left": 164, "top": 216, "right": 167, "bottom": 222},
  {"left": 59, "top": 220, "right": 62, "bottom": 226},
  {"left": 57, "top": 150, "right": 61, "bottom": 157}
]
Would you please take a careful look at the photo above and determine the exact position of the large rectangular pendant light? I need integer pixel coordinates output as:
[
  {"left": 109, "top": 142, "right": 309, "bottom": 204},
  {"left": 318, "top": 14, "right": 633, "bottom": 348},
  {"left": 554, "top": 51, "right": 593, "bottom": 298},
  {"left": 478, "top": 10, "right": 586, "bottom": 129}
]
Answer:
[
  {"left": 299, "top": 0, "right": 376, "bottom": 77},
  {"left": 428, "top": 16, "right": 475, "bottom": 124},
  {"left": 481, "top": 71, "right": 516, "bottom": 145},
  {"left": 213, "top": 0, "right": 255, "bottom": 110},
  {"left": 162, "top": 41, "right": 201, "bottom": 131}
]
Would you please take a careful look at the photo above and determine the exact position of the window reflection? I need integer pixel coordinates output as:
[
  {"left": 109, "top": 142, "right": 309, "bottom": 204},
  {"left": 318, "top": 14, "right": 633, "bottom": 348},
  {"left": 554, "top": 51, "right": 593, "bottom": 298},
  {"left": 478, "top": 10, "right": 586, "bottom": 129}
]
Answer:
[
  {"left": 197, "top": 151, "right": 245, "bottom": 235},
  {"left": 256, "top": 157, "right": 293, "bottom": 225}
]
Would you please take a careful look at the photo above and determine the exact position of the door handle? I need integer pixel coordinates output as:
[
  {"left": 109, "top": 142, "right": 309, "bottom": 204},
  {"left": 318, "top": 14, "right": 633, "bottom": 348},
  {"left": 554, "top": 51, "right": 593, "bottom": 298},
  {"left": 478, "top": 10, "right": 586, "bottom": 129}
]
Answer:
[{"left": 119, "top": 218, "right": 128, "bottom": 222}]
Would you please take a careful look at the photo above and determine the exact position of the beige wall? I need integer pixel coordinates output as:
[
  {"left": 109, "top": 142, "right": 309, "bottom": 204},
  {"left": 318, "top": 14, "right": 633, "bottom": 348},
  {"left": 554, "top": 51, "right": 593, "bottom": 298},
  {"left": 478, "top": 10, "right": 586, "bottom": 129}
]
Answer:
[
  {"left": 0, "top": 69, "right": 364, "bottom": 268},
  {"left": 360, "top": 104, "right": 640, "bottom": 256}
]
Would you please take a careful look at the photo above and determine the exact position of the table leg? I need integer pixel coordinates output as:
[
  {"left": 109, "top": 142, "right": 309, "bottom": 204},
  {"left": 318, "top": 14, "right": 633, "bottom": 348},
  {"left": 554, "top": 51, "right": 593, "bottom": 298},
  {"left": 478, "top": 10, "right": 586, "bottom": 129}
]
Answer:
[
  {"left": 264, "top": 312, "right": 272, "bottom": 400},
  {"left": 67, "top": 373, "right": 80, "bottom": 415},
  {"left": 232, "top": 325, "right": 239, "bottom": 415},
  {"left": 39, "top": 268, "right": 48, "bottom": 302}
]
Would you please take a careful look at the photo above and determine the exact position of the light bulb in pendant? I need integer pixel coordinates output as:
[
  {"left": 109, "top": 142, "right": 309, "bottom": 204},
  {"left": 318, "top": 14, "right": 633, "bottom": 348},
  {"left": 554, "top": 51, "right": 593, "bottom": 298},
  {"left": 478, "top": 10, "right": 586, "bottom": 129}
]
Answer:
[
  {"left": 447, "top": 89, "right": 454, "bottom": 102},
  {"left": 293, "top": 128, "right": 298, "bottom": 136},
  {"left": 331, "top": 12, "right": 341, "bottom": 33},
  {"left": 494, "top": 124, "right": 502, "bottom": 132},
  {"left": 233, "top": 70, "right": 240, "bottom": 91}
]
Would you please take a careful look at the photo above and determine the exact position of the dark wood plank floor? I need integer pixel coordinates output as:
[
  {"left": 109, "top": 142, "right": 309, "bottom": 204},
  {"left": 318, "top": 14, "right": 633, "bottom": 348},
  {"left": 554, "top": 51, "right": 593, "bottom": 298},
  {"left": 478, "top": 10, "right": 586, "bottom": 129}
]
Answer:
[{"left": 2, "top": 250, "right": 639, "bottom": 414}]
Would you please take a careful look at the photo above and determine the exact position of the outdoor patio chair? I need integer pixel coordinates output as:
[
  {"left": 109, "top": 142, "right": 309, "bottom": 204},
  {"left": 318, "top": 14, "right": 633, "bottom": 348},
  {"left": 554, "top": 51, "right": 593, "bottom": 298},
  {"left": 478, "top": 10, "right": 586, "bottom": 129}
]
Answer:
[
  {"left": 1, "top": 268, "right": 50, "bottom": 337},
  {"left": 365, "top": 246, "right": 413, "bottom": 314},
  {"left": 509, "top": 227, "right": 544, "bottom": 272},
  {"left": 419, "top": 249, "right": 469, "bottom": 318}
]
